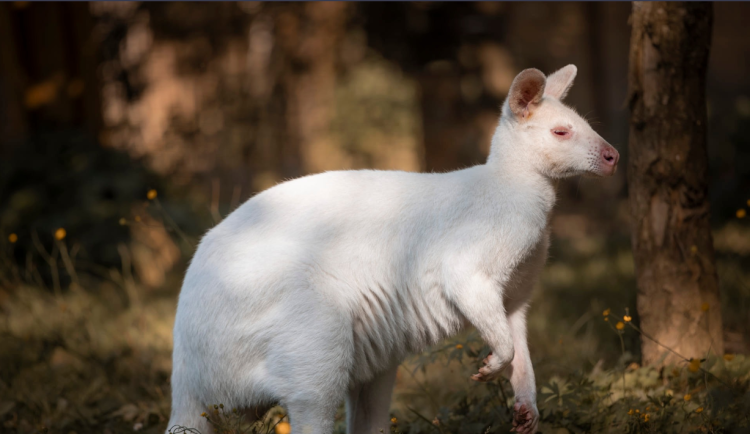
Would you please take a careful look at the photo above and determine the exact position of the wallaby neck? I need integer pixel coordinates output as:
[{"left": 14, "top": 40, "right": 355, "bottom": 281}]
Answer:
[{"left": 483, "top": 120, "right": 557, "bottom": 221}]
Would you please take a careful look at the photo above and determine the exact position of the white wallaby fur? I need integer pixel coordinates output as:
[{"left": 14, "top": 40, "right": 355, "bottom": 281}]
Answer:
[{"left": 168, "top": 64, "right": 619, "bottom": 434}]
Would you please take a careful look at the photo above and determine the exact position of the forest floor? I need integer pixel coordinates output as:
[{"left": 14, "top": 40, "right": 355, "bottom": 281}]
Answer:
[{"left": 1, "top": 219, "right": 749, "bottom": 434}]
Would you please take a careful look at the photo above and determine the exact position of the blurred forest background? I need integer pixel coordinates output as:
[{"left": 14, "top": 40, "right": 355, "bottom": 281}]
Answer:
[{"left": 1, "top": 2, "right": 749, "bottom": 434}]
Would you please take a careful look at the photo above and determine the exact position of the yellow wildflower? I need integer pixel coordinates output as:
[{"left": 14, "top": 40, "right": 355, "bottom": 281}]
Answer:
[
  {"left": 688, "top": 359, "right": 701, "bottom": 373},
  {"left": 623, "top": 315, "right": 632, "bottom": 322},
  {"left": 602, "top": 308, "right": 611, "bottom": 316},
  {"left": 684, "top": 394, "right": 692, "bottom": 402},
  {"left": 201, "top": 412, "right": 207, "bottom": 417},
  {"left": 723, "top": 354, "right": 735, "bottom": 362},
  {"left": 737, "top": 209, "right": 747, "bottom": 219},
  {"left": 701, "top": 303, "right": 709, "bottom": 312},
  {"left": 455, "top": 344, "right": 463, "bottom": 349},
  {"left": 275, "top": 422, "right": 291, "bottom": 434},
  {"left": 147, "top": 189, "right": 158, "bottom": 200},
  {"left": 643, "top": 414, "right": 650, "bottom": 422},
  {"left": 391, "top": 417, "right": 397, "bottom": 424},
  {"left": 695, "top": 407, "right": 703, "bottom": 413},
  {"left": 54, "top": 228, "right": 66, "bottom": 240},
  {"left": 627, "top": 409, "right": 634, "bottom": 416},
  {"left": 604, "top": 317, "right": 609, "bottom": 321},
  {"left": 635, "top": 409, "right": 640, "bottom": 414},
  {"left": 8, "top": 233, "right": 18, "bottom": 243},
  {"left": 615, "top": 321, "right": 624, "bottom": 330}
]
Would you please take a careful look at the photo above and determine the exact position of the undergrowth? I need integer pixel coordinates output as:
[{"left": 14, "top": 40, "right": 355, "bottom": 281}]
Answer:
[
  {"left": 1, "top": 192, "right": 749, "bottom": 434},
  {"left": 169, "top": 314, "right": 750, "bottom": 434}
]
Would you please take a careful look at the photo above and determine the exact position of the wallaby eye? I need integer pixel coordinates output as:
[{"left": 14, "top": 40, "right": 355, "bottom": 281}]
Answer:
[{"left": 552, "top": 128, "right": 571, "bottom": 138}]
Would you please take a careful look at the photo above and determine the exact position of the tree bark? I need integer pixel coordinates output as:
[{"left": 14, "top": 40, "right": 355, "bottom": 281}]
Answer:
[
  {"left": 276, "top": 1, "right": 350, "bottom": 176},
  {"left": 0, "top": 3, "right": 27, "bottom": 152},
  {"left": 628, "top": 1, "right": 723, "bottom": 366}
]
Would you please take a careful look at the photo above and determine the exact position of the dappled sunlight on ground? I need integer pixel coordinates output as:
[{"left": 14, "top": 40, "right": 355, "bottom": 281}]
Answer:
[
  {"left": 1, "top": 212, "right": 749, "bottom": 432},
  {"left": 1, "top": 286, "right": 175, "bottom": 433}
]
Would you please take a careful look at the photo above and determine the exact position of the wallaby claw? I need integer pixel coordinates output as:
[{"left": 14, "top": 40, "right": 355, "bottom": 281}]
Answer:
[
  {"left": 471, "top": 351, "right": 509, "bottom": 382},
  {"left": 511, "top": 401, "right": 538, "bottom": 434}
]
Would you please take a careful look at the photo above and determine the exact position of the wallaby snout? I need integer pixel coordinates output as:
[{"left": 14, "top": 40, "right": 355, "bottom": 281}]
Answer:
[
  {"left": 599, "top": 144, "right": 619, "bottom": 176},
  {"left": 494, "top": 65, "right": 620, "bottom": 181}
]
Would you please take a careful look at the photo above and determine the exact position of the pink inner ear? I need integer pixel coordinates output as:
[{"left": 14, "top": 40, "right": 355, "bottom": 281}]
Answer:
[
  {"left": 521, "top": 84, "right": 541, "bottom": 105},
  {"left": 507, "top": 68, "right": 546, "bottom": 118}
]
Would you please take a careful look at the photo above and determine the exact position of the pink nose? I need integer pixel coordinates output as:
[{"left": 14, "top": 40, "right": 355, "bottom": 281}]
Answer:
[{"left": 602, "top": 146, "right": 619, "bottom": 167}]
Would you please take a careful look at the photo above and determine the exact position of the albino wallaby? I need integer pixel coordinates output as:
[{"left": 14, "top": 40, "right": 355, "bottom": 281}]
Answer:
[{"left": 168, "top": 65, "right": 619, "bottom": 434}]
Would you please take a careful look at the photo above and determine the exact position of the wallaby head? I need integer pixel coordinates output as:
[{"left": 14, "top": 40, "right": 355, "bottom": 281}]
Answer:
[{"left": 491, "top": 65, "right": 619, "bottom": 179}]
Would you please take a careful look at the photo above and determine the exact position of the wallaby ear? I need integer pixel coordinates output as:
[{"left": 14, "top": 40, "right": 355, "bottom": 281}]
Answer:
[
  {"left": 544, "top": 64, "right": 577, "bottom": 100},
  {"left": 507, "top": 68, "right": 546, "bottom": 119}
]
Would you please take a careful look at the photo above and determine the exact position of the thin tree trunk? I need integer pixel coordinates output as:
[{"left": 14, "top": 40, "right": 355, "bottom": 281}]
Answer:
[
  {"left": 627, "top": 1, "right": 723, "bottom": 366},
  {"left": 419, "top": 68, "right": 475, "bottom": 173},
  {"left": 0, "top": 3, "right": 27, "bottom": 152},
  {"left": 276, "top": 1, "right": 350, "bottom": 177}
]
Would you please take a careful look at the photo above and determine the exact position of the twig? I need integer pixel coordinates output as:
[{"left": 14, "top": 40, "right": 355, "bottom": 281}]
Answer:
[
  {"left": 406, "top": 406, "right": 444, "bottom": 434},
  {"left": 56, "top": 239, "right": 79, "bottom": 286},
  {"left": 152, "top": 198, "right": 195, "bottom": 249},
  {"left": 117, "top": 243, "right": 139, "bottom": 307},
  {"left": 31, "top": 230, "right": 60, "bottom": 295},
  {"left": 401, "top": 362, "right": 442, "bottom": 415},
  {"left": 627, "top": 322, "right": 731, "bottom": 387}
]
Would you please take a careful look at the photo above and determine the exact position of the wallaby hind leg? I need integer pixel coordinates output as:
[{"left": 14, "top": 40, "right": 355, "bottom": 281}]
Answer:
[
  {"left": 346, "top": 364, "right": 399, "bottom": 434},
  {"left": 166, "top": 393, "right": 210, "bottom": 434},
  {"left": 286, "top": 396, "right": 340, "bottom": 434}
]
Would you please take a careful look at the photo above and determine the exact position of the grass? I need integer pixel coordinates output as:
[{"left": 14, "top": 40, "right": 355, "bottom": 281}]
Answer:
[
  {"left": 0, "top": 284, "right": 174, "bottom": 434},
  {"left": 1, "top": 200, "right": 749, "bottom": 433}
]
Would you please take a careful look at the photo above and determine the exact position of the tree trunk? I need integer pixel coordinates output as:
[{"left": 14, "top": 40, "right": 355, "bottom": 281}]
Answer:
[
  {"left": 627, "top": 1, "right": 723, "bottom": 366},
  {"left": 0, "top": 3, "right": 27, "bottom": 153},
  {"left": 276, "top": 1, "right": 350, "bottom": 176},
  {"left": 0, "top": 2, "right": 100, "bottom": 143}
]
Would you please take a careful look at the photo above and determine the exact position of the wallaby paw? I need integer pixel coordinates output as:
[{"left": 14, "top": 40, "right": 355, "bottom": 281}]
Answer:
[
  {"left": 510, "top": 401, "right": 539, "bottom": 434},
  {"left": 470, "top": 352, "right": 511, "bottom": 382}
]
